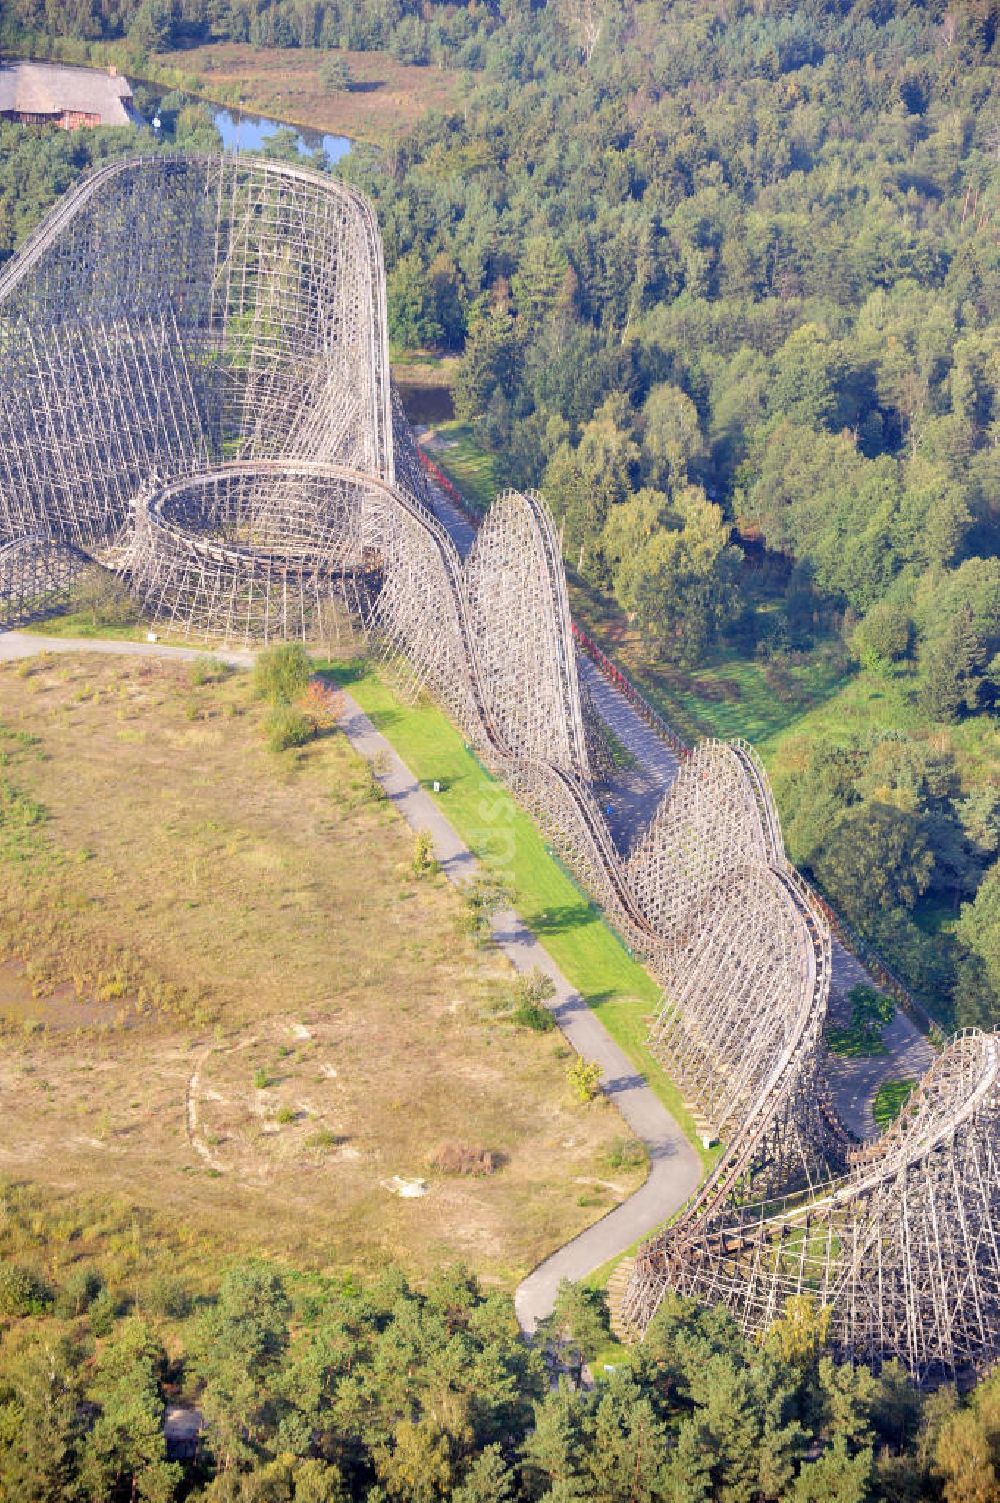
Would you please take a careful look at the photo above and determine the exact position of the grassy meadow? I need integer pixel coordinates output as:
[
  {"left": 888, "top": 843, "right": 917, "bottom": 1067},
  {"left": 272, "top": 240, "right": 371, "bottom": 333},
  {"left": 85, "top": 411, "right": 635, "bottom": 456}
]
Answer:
[
  {"left": 330, "top": 660, "right": 706, "bottom": 1161},
  {"left": 0, "top": 650, "right": 650, "bottom": 1293}
]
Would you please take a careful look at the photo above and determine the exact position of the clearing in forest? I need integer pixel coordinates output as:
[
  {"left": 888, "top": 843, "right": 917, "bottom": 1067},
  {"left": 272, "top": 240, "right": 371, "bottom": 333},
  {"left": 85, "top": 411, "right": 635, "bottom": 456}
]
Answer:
[{"left": 154, "top": 43, "right": 469, "bottom": 146}]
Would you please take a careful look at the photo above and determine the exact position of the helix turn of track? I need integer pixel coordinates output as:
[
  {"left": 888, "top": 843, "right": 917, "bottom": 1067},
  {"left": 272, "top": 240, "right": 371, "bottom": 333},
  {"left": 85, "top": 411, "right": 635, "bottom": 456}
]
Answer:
[
  {"left": 1, "top": 152, "right": 995, "bottom": 1384},
  {"left": 624, "top": 1030, "right": 1000, "bottom": 1385}
]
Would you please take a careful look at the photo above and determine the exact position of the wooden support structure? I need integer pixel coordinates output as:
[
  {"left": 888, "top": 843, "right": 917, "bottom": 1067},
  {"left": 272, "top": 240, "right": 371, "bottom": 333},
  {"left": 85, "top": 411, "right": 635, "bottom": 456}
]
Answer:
[{"left": 2, "top": 154, "right": 995, "bottom": 1385}]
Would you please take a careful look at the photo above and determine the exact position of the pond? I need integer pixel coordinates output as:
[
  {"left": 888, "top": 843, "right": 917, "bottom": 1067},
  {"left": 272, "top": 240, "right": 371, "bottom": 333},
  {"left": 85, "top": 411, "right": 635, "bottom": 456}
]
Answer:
[
  {"left": 207, "top": 105, "right": 351, "bottom": 165},
  {"left": 145, "top": 85, "right": 352, "bottom": 166}
]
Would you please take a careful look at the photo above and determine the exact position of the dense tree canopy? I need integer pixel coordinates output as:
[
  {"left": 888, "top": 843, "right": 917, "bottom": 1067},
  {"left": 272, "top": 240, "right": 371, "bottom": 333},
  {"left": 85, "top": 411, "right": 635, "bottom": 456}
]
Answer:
[{"left": 1, "top": 1256, "right": 999, "bottom": 1502}]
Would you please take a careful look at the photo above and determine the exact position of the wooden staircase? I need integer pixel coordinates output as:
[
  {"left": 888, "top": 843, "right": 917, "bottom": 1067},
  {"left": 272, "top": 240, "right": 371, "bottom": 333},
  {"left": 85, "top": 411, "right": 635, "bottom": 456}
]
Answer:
[{"left": 607, "top": 1256, "right": 639, "bottom": 1344}]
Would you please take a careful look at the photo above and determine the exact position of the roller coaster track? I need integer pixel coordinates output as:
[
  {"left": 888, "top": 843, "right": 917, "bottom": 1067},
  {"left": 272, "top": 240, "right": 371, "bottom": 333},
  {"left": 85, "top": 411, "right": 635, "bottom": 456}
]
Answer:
[
  {"left": 13, "top": 153, "right": 984, "bottom": 1383},
  {"left": 626, "top": 1030, "right": 1000, "bottom": 1383},
  {"left": 0, "top": 533, "right": 91, "bottom": 630}
]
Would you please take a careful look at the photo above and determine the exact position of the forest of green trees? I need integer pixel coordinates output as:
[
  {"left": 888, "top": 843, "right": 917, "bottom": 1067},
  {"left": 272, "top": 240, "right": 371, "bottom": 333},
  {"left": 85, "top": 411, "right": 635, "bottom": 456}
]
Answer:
[{"left": 3, "top": 1243, "right": 1000, "bottom": 1503}]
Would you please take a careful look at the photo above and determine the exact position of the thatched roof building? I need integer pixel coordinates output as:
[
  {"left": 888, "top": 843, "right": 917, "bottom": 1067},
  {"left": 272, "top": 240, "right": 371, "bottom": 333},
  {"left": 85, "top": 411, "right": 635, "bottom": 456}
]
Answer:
[{"left": 0, "top": 61, "right": 137, "bottom": 130}]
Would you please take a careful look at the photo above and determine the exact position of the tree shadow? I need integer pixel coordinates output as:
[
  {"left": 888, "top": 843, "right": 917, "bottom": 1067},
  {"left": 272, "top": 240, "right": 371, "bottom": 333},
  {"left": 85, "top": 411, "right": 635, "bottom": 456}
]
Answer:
[{"left": 530, "top": 903, "right": 599, "bottom": 935}]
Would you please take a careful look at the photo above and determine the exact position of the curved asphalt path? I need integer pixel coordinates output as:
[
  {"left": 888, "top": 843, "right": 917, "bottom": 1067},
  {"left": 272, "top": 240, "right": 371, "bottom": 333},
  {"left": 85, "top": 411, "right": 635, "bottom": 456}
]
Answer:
[{"left": 0, "top": 629, "right": 701, "bottom": 1331}]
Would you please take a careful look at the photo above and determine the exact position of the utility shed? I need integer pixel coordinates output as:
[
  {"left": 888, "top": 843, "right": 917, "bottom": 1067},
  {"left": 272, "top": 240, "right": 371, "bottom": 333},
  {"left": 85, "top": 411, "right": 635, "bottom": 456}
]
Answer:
[{"left": 0, "top": 61, "right": 138, "bottom": 129}]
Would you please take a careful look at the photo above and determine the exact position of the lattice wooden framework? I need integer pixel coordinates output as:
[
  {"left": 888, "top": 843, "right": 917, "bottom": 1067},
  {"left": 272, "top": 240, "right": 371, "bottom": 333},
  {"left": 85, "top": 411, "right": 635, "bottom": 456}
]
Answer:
[
  {"left": 624, "top": 1030, "right": 1000, "bottom": 1385},
  {"left": 0, "top": 153, "right": 395, "bottom": 558},
  {"left": 7, "top": 156, "right": 990, "bottom": 1383},
  {"left": 465, "top": 490, "right": 591, "bottom": 777},
  {"left": 0, "top": 533, "right": 90, "bottom": 629},
  {"left": 0, "top": 152, "right": 831, "bottom": 1168}
]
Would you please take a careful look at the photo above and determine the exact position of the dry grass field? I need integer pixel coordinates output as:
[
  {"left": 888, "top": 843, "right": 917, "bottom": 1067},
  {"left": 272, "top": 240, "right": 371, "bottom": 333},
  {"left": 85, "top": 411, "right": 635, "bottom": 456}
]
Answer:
[
  {"left": 0, "top": 652, "right": 643, "bottom": 1293},
  {"left": 155, "top": 44, "right": 468, "bottom": 146}
]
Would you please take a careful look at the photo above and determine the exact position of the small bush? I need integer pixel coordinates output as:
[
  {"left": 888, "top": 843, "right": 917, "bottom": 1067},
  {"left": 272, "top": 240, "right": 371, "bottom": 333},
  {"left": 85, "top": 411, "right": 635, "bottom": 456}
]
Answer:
[
  {"left": 143, "top": 1274, "right": 191, "bottom": 1319},
  {"left": 254, "top": 1068, "right": 272, "bottom": 1090},
  {"left": 276, "top": 1105, "right": 296, "bottom": 1125},
  {"left": 428, "top": 1142, "right": 500, "bottom": 1177},
  {"left": 853, "top": 602, "right": 912, "bottom": 665},
  {"left": 305, "top": 1127, "right": 341, "bottom": 1152},
  {"left": 189, "top": 655, "right": 226, "bottom": 687},
  {"left": 300, "top": 679, "right": 343, "bottom": 732},
  {"left": 254, "top": 643, "right": 312, "bottom": 705},
  {"left": 460, "top": 873, "right": 514, "bottom": 945},
  {"left": 54, "top": 1265, "right": 103, "bottom": 1318},
  {"left": 71, "top": 566, "right": 139, "bottom": 627},
  {"left": 266, "top": 706, "right": 313, "bottom": 752},
  {"left": 0, "top": 1263, "right": 51, "bottom": 1317},
  {"left": 0, "top": 778, "right": 48, "bottom": 863},
  {"left": 88, "top": 1286, "right": 120, "bottom": 1337},
  {"left": 506, "top": 968, "right": 556, "bottom": 1029},
  {"left": 319, "top": 53, "right": 353, "bottom": 90},
  {"left": 603, "top": 1136, "right": 647, "bottom": 1171},
  {"left": 412, "top": 829, "right": 437, "bottom": 876},
  {"left": 512, "top": 1000, "right": 554, "bottom": 1032},
  {"left": 567, "top": 1057, "right": 603, "bottom": 1103}
]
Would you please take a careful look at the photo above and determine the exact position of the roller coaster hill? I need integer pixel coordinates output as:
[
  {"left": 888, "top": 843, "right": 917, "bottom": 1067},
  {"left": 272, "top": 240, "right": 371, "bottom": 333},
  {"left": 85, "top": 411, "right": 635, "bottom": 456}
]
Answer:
[{"left": 1, "top": 153, "right": 997, "bottom": 1387}]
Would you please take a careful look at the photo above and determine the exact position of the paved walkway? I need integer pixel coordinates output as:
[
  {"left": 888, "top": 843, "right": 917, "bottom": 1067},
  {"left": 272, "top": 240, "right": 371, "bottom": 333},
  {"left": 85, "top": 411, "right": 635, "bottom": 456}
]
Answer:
[
  {"left": 0, "top": 630, "right": 702, "bottom": 1332},
  {"left": 579, "top": 659, "right": 681, "bottom": 850},
  {"left": 335, "top": 689, "right": 700, "bottom": 1332},
  {"left": 414, "top": 430, "right": 478, "bottom": 559},
  {"left": 825, "top": 944, "right": 935, "bottom": 1139}
]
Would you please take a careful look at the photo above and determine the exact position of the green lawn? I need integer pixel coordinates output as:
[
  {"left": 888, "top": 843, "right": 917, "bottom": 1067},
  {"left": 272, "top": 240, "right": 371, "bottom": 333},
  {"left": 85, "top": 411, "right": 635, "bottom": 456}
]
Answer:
[
  {"left": 24, "top": 609, "right": 150, "bottom": 642},
  {"left": 640, "top": 650, "right": 853, "bottom": 748},
  {"left": 426, "top": 420, "right": 500, "bottom": 513},
  {"left": 326, "top": 659, "right": 711, "bottom": 1167},
  {"left": 873, "top": 1078, "right": 917, "bottom": 1130}
]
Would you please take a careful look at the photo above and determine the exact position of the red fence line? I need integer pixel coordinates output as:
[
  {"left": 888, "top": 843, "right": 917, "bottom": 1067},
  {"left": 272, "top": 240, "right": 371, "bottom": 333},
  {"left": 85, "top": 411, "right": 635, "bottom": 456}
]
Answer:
[
  {"left": 418, "top": 450, "right": 475, "bottom": 516},
  {"left": 571, "top": 621, "right": 690, "bottom": 759}
]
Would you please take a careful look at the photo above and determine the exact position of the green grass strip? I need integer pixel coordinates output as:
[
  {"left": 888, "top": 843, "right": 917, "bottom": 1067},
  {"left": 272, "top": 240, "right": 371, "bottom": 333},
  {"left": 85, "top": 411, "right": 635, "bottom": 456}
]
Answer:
[
  {"left": 427, "top": 420, "right": 499, "bottom": 513},
  {"left": 328, "top": 660, "right": 710, "bottom": 1167}
]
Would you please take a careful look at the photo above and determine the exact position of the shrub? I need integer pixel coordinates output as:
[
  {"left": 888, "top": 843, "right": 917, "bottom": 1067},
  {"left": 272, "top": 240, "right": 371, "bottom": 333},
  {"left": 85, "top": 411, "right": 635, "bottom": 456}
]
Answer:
[
  {"left": 254, "top": 1068, "right": 272, "bottom": 1090},
  {"left": 319, "top": 54, "right": 353, "bottom": 90},
  {"left": 567, "top": 1057, "right": 603, "bottom": 1103},
  {"left": 254, "top": 643, "right": 312, "bottom": 705},
  {"left": 88, "top": 1286, "right": 120, "bottom": 1337},
  {"left": 509, "top": 971, "right": 557, "bottom": 1030},
  {"left": 305, "top": 1127, "right": 341, "bottom": 1151},
  {"left": 300, "top": 678, "right": 343, "bottom": 732},
  {"left": 189, "top": 654, "right": 226, "bottom": 687},
  {"left": 266, "top": 706, "right": 313, "bottom": 752},
  {"left": 428, "top": 1142, "right": 500, "bottom": 1176},
  {"left": 854, "top": 601, "right": 912, "bottom": 667},
  {"left": 412, "top": 829, "right": 437, "bottom": 876},
  {"left": 461, "top": 873, "right": 514, "bottom": 944},
  {"left": 512, "top": 1000, "right": 554, "bottom": 1032},
  {"left": 70, "top": 565, "right": 139, "bottom": 627},
  {"left": 143, "top": 1273, "right": 192, "bottom": 1319},
  {"left": 54, "top": 1265, "right": 103, "bottom": 1318},
  {"left": 0, "top": 1263, "right": 51, "bottom": 1316},
  {"left": 276, "top": 1105, "right": 296, "bottom": 1125},
  {"left": 603, "top": 1136, "right": 647, "bottom": 1171}
]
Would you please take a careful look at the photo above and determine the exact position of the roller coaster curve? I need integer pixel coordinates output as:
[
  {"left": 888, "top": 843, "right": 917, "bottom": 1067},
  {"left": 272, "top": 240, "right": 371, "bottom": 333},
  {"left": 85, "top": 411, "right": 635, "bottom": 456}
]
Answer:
[{"left": 1, "top": 153, "right": 995, "bottom": 1384}]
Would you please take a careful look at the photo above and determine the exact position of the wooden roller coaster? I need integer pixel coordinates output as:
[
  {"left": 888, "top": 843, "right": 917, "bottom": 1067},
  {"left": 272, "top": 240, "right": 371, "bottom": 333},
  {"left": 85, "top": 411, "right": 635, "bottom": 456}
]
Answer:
[{"left": 1, "top": 152, "right": 994, "bottom": 1384}]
